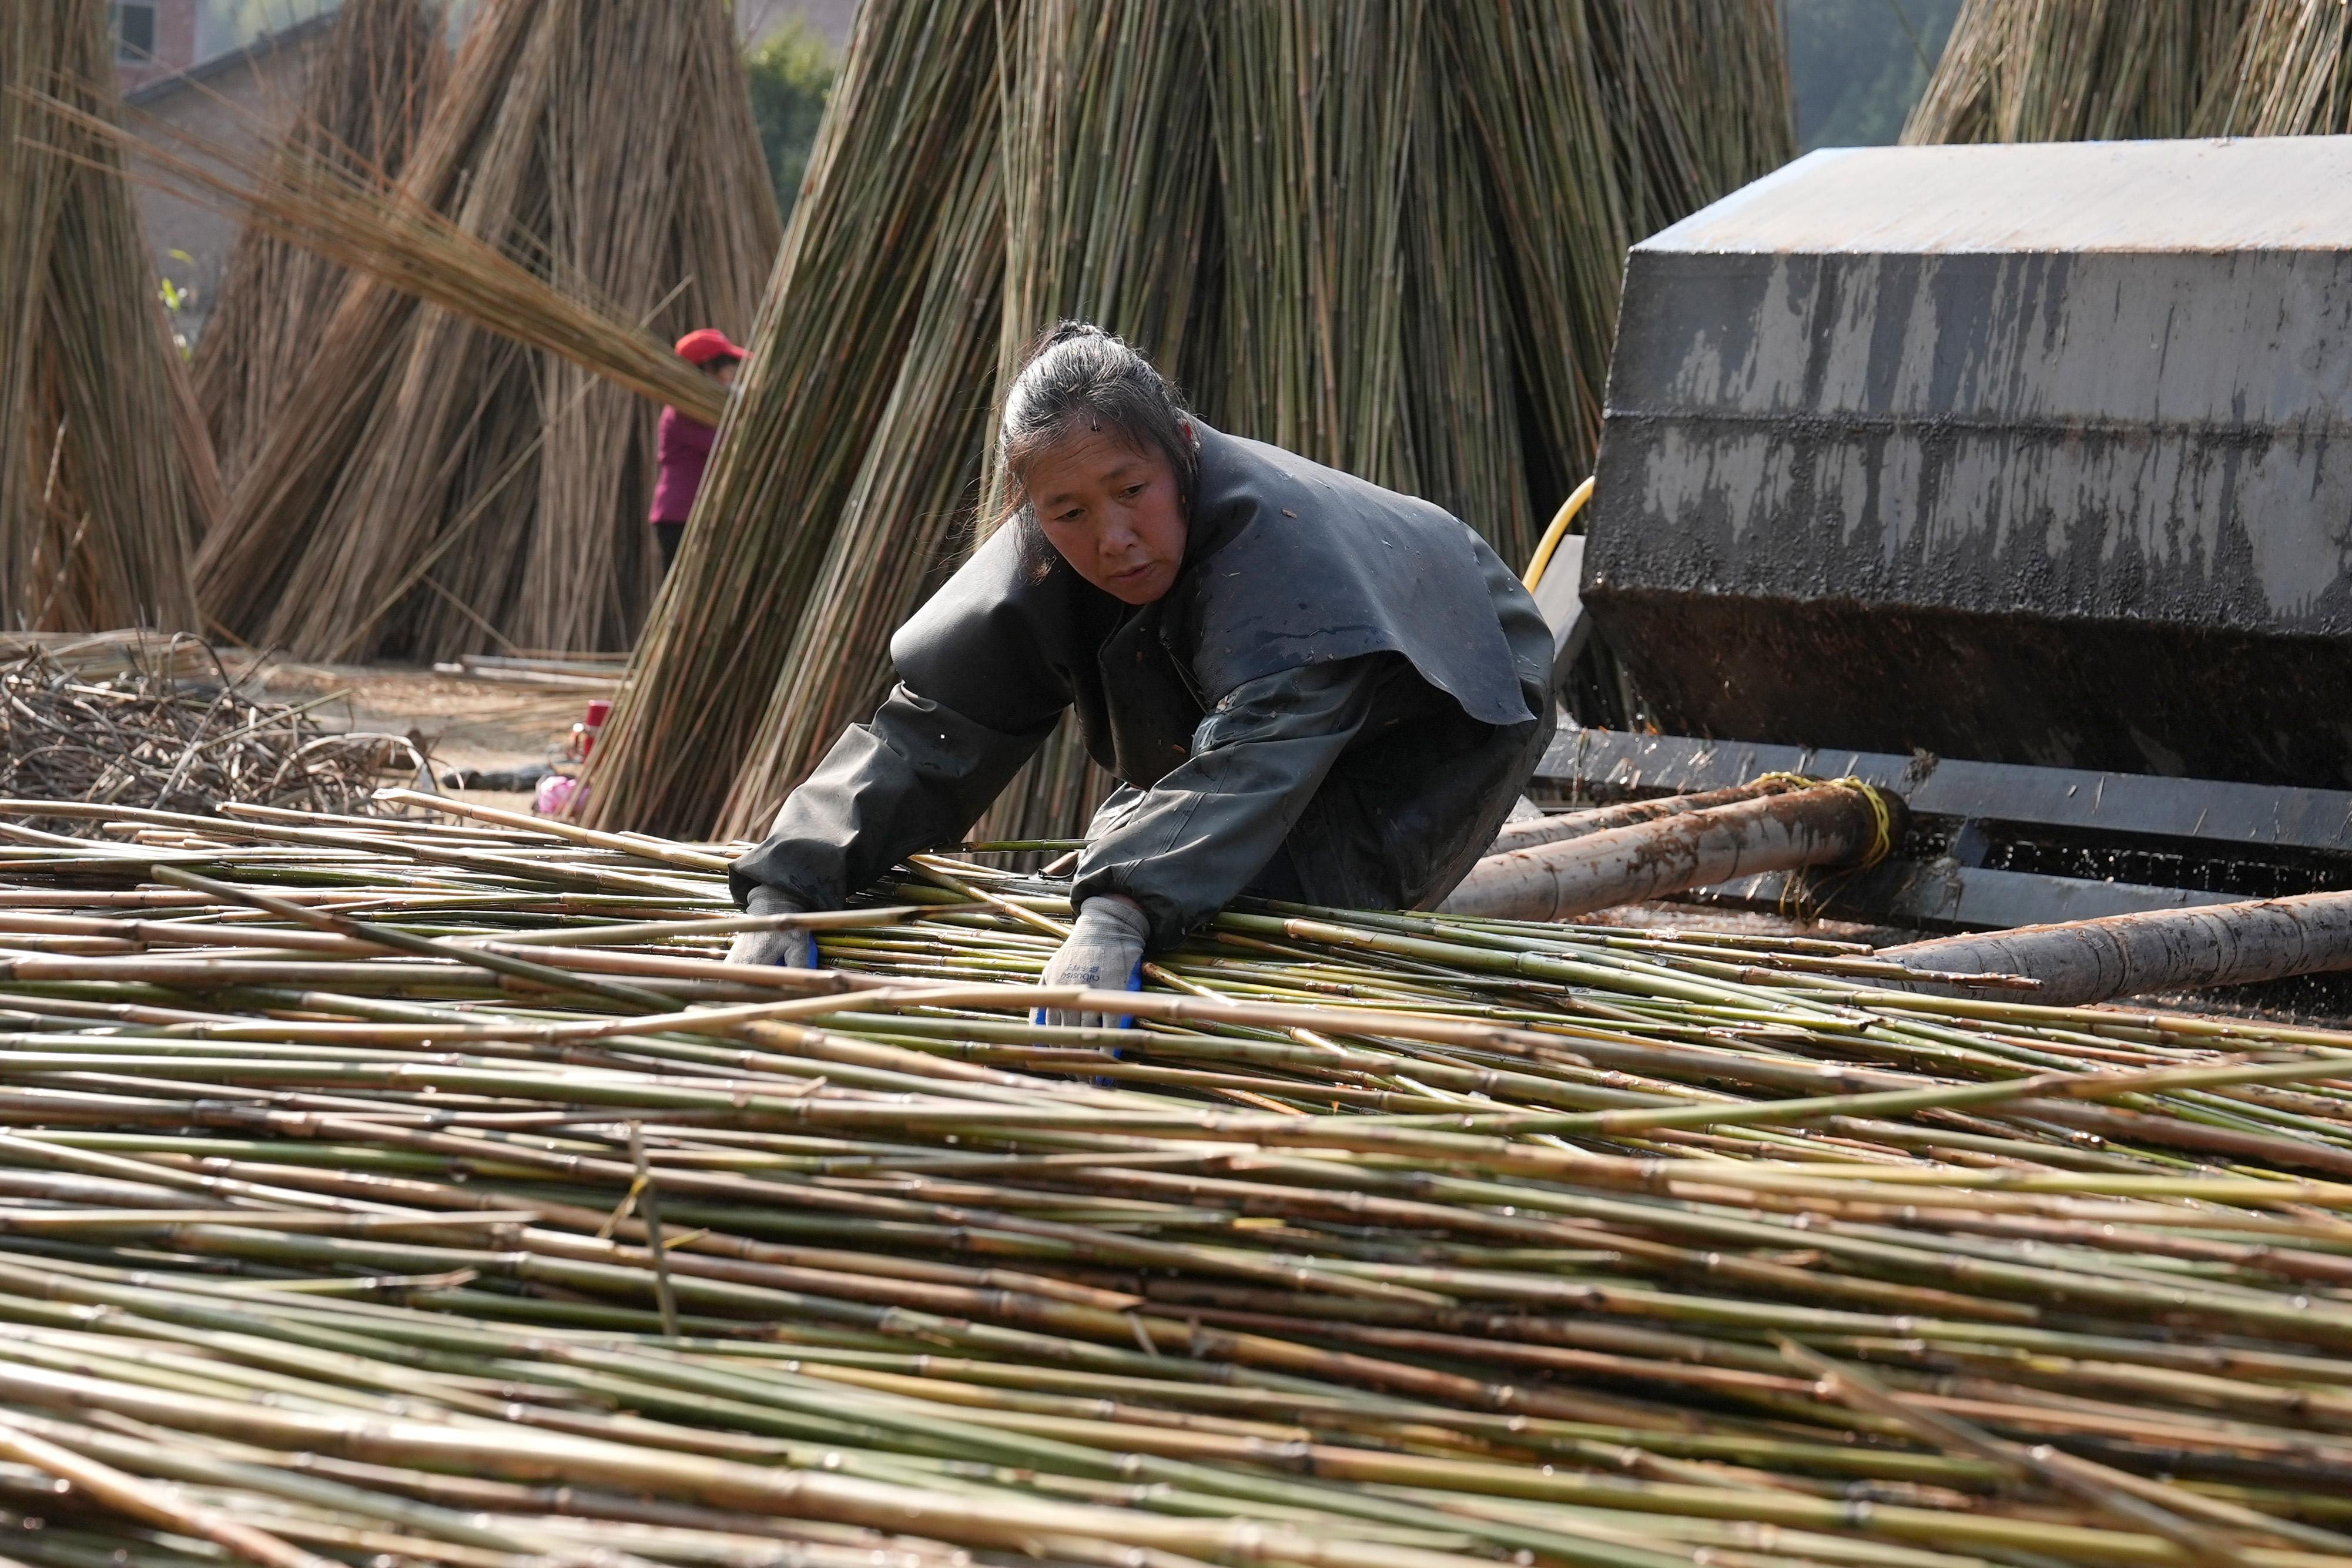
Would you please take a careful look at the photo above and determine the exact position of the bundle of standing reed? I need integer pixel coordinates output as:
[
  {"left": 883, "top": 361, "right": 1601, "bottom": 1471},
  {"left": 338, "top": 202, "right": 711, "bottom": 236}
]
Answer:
[
  {"left": 2196, "top": 0, "right": 2352, "bottom": 135},
  {"left": 186, "top": 0, "right": 547, "bottom": 646},
  {"left": 1907, "top": 0, "right": 2242, "bottom": 144},
  {"left": 585, "top": 0, "right": 1000, "bottom": 837},
  {"left": 176, "top": 0, "right": 775, "bottom": 663},
  {"left": 1, "top": 1, "right": 210, "bottom": 635}
]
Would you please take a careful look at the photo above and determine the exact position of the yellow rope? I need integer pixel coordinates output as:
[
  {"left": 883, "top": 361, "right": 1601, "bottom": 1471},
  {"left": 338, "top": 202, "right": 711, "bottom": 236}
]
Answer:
[
  {"left": 1520, "top": 475, "right": 1595, "bottom": 591},
  {"left": 1740, "top": 776, "right": 1900, "bottom": 907},
  {"left": 1759, "top": 774, "right": 1899, "bottom": 920},
  {"left": 1745, "top": 772, "right": 1900, "bottom": 872},
  {"left": 1748, "top": 771, "right": 1814, "bottom": 793},
  {"left": 1820, "top": 776, "right": 1899, "bottom": 870}
]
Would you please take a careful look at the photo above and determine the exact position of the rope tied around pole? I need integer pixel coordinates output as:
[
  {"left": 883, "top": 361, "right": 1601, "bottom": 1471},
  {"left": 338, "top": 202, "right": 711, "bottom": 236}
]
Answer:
[
  {"left": 1818, "top": 776, "right": 1901, "bottom": 870},
  {"left": 1734, "top": 772, "right": 1900, "bottom": 869},
  {"left": 1773, "top": 776, "right": 1902, "bottom": 922}
]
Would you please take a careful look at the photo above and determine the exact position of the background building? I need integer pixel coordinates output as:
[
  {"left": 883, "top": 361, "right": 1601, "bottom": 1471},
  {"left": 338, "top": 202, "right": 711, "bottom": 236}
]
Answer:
[{"left": 113, "top": 0, "right": 853, "bottom": 343}]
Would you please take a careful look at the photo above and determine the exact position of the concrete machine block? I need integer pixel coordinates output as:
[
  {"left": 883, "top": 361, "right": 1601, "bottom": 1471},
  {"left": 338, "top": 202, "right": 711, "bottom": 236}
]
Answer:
[{"left": 1582, "top": 138, "right": 2352, "bottom": 788}]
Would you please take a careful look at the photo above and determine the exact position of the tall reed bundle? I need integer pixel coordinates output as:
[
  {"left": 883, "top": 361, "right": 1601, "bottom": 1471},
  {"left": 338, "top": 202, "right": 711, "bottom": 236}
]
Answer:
[
  {"left": 672, "top": 0, "right": 1020, "bottom": 842},
  {"left": 276, "top": 0, "right": 774, "bottom": 663},
  {"left": 189, "top": 0, "right": 445, "bottom": 494},
  {"left": 1399, "top": 61, "right": 1533, "bottom": 568},
  {"left": 585, "top": 0, "right": 1000, "bottom": 836},
  {"left": 186, "top": 0, "right": 775, "bottom": 662},
  {"left": 0, "top": 7, "right": 75, "bottom": 613},
  {"left": 519, "top": 1, "right": 780, "bottom": 655},
  {"left": 718, "top": 150, "right": 1007, "bottom": 842},
  {"left": 992, "top": 0, "right": 1221, "bottom": 411},
  {"left": 2197, "top": 0, "right": 2352, "bottom": 134},
  {"left": 1599, "top": 0, "right": 1796, "bottom": 233},
  {"left": 277, "top": 14, "right": 557, "bottom": 665},
  {"left": 0, "top": 1, "right": 210, "bottom": 634},
  {"left": 4, "top": 796, "right": 2352, "bottom": 1564},
  {"left": 1435, "top": 3, "right": 1629, "bottom": 497},
  {"left": 594, "top": 0, "right": 1793, "bottom": 842},
  {"left": 1905, "top": 0, "right": 2233, "bottom": 143},
  {"left": 1214, "top": 1, "right": 1422, "bottom": 490},
  {"left": 1908, "top": 2, "right": 2352, "bottom": 145}
]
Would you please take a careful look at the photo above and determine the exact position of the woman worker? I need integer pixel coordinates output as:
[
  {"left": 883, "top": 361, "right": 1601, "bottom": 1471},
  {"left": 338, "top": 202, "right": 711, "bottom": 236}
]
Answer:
[
  {"left": 649, "top": 329, "right": 747, "bottom": 577},
  {"left": 726, "top": 324, "right": 1554, "bottom": 1021}
]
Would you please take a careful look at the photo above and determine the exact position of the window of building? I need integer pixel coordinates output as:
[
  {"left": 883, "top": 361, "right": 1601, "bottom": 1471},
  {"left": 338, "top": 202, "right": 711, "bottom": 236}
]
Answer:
[{"left": 111, "top": 2, "right": 158, "bottom": 62}]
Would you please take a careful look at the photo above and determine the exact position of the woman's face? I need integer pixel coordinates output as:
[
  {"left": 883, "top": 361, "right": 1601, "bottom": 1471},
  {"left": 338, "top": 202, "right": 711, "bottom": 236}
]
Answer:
[
  {"left": 712, "top": 359, "right": 740, "bottom": 387},
  {"left": 1026, "top": 426, "right": 1188, "bottom": 605}
]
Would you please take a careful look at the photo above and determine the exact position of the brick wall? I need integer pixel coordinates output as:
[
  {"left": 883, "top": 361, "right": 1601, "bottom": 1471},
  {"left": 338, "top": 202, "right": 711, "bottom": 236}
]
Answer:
[{"left": 111, "top": 0, "right": 203, "bottom": 93}]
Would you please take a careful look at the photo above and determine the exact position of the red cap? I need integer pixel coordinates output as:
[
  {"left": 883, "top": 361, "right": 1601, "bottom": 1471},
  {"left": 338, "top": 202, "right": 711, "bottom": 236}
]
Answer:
[{"left": 673, "top": 328, "right": 746, "bottom": 367}]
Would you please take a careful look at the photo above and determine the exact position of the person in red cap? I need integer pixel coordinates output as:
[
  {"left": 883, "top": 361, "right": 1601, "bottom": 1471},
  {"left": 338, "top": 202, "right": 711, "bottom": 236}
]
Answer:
[{"left": 650, "top": 329, "right": 746, "bottom": 576}]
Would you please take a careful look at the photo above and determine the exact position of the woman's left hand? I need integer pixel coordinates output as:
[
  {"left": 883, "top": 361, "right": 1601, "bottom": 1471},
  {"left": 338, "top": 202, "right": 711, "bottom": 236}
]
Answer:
[{"left": 1034, "top": 894, "right": 1148, "bottom": 1027}]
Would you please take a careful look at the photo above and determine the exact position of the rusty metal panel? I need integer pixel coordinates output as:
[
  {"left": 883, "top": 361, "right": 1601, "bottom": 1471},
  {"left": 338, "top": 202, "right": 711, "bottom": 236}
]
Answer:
[
  {"left": 1534, "top": 729, "right": 2352, "bottom": 854},
  {"left": 1582, "top": 138, "right": 2352, "bottom": 788}
]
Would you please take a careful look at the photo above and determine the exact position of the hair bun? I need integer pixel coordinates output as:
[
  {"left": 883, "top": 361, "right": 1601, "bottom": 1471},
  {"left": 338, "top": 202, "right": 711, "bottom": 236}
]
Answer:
[{"left": 1045, "top": 321, "right": 1103, "bottom": 346}]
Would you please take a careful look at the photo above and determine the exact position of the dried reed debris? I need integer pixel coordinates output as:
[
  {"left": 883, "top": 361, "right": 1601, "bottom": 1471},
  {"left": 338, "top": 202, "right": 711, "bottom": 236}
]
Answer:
[{"left": 0, "top": 640, "right": 428, "bottom": 828}]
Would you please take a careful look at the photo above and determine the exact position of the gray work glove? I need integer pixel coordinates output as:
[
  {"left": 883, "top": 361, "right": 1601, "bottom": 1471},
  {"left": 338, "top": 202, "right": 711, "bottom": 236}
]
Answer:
[
  {"left": 725, "top": 884, "right": 819, "bottom": 969},
  {"left": 1033, "top": 893, "right": 1148, "bottom": 1028}
]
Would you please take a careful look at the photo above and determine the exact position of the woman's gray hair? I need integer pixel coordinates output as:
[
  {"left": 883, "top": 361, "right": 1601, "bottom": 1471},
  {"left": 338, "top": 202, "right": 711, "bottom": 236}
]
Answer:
[{"left": 999, "top": 323, "right": 1197, "bottom": 532}]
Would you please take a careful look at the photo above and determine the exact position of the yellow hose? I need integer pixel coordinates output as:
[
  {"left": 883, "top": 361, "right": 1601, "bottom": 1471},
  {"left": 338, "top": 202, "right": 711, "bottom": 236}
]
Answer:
[{"left": 1520, "top": 475, "right": 1594, "bottom": 591}]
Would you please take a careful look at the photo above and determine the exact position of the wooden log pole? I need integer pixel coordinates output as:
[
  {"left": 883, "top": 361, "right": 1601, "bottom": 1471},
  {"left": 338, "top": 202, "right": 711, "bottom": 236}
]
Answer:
[
  {"left": 1884, "top": 892, "right": 2352, "bottom": 1007},
  {"left": 1441, "top": 782, "right": 1907, "bottom": 923},
  {"left": 1488, "top": 775, "right": 1807, "bottom": 857}
]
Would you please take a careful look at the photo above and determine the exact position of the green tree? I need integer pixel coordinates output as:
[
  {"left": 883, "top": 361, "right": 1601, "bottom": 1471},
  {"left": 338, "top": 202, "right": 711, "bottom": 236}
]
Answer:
[{"left": 744, "top": 21, "right": 834, "bottom": 220}]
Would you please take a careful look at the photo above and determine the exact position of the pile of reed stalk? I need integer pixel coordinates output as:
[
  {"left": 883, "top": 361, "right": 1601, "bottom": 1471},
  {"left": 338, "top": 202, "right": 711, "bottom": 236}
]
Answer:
[
  {"left": 5, "top": 795, "right": 2352, "bottom": 1565},
  {"left": 589, "top": 0, "right": 1794, "bottom": 844},
  {"left": 0, "top": 1, "right": 212, "bottom": 635},
  {"left": 588, "top": 0, "right": 1002, "bottom": 841},
  {"left": 1908, "top": 0, "right": 2352, "bottom": 143},
  {"left": 185, "top": 0, "right": 778, "bottom": 664},
  {"left": 189, "top": 0, "right": 446, "bottom": 494}
]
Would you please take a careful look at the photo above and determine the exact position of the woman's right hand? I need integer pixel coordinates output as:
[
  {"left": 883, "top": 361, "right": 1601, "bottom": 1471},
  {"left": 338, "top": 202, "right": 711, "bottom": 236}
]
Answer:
[
  {"left": 1033, "top": 894, "right": 1148, "bottom": 1026},
  {"left": 726, "top": 884, "right": 819, "bottom": 969}
]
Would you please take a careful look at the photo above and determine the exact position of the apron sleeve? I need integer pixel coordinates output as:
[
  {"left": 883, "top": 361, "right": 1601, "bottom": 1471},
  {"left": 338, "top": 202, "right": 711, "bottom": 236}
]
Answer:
[
  {"left": 728, "top": 683, "right": 1057, "bottom": 910},
  {"left": 1069, "top": 655, "right": 1395, "bottom": 945}
]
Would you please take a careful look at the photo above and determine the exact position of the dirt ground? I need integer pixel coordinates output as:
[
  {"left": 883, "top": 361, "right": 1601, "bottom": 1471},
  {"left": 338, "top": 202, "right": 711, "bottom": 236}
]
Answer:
[{"left": 230, "top": 657, "right": 607, "bottom": 812}]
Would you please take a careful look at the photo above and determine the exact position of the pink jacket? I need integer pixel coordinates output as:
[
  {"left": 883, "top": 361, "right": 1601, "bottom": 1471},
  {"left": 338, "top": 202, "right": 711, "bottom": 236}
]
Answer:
[{"left": 649, "top": 405, "right": 715, "bottom": 523}]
